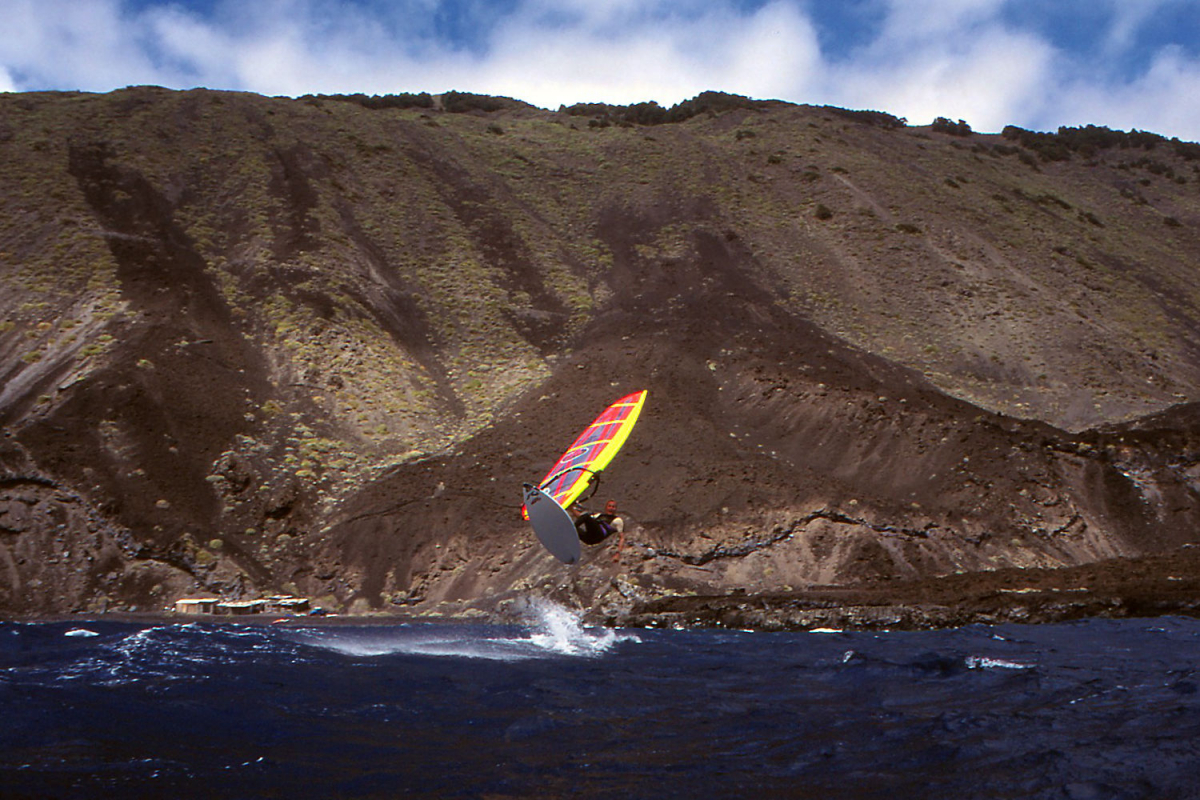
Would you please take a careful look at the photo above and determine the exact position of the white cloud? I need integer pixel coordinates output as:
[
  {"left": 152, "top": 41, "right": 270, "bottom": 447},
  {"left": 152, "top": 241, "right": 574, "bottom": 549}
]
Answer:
[
  {"left": 479, "top": 0, "right": 821, "bottom": 107},
  {"left": 2, "top": 0, "right": 1200, "bottom": 140},
  {"left": 1100, "top": 0, "right": 1172, "bottom": 58},
  {"left": 134, "top": 0, "right": 508, "bottom": 97},
  {"left": 0, "top": 0, "right": 165, "bottom": 90},
  {"left": 721, "top": 1, "right": 823, "bottom": 100},
  {"left": 1049, "top": 45, "right": 1200, "bottom": 137},
  {"left": 816, "top": 1, "right": 1057, "bottom": 131},
  {"left": 872, "top": 0, "right": 1010, "bottom": 42},
  {"left": 142, "top": 5, "right": 239, "bottom": 88}
]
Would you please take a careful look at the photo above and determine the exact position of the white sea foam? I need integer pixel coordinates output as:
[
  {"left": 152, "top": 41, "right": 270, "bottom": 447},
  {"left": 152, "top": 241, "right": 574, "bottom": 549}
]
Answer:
[
  {"left": 52, "top": 625, "right": 194, "bottom": 685},
  {"left": 295, "top": 629, "right": 539, "bottom": 661},
  {"left": 63, "top": 628, "right": 99, "bottom": 638},
  {"left": 965, "top": 655, "right": 1034, "bottom": 670},
  {"left": 522, "top": 597, "right": 638, "bottom": 657},
  {"left": 50, "top": 623, "right": 280, "bottom": 686},
  {"left": 292, "top": 598, "right": 638, "bottom": 661}
]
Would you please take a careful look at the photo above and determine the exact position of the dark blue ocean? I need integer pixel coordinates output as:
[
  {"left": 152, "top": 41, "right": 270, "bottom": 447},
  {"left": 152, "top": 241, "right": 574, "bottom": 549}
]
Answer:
[{"left": 3, "top": 603, "right": 1200, "bottom": 799}]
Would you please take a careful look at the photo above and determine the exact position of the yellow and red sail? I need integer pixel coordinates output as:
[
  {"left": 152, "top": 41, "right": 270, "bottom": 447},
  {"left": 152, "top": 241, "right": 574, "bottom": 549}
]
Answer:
[{"left": 522, "top": 390, "right": 647, "bottom": 518}]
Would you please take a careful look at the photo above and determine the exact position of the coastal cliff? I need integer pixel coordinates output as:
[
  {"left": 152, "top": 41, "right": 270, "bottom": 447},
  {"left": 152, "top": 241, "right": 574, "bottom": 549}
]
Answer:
[{"left": 4, "top": 88, "right": 1200, "bottom": 624}]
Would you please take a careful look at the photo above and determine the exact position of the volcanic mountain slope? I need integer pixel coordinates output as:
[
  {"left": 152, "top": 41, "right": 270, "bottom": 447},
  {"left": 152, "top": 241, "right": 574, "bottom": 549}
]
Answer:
[{"left": 3, "top": 87, "right": 1200, "bottom": 617}]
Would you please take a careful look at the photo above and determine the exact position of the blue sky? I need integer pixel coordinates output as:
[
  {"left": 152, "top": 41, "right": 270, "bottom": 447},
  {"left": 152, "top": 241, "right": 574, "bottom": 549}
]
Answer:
[{"left": 3, "top": 0, "right": 1200, "bottom": 140}]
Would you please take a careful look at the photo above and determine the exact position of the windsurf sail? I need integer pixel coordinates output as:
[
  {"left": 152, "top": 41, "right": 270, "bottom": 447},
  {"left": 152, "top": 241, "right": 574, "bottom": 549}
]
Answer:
[{"left": 522, "top": 390, "right": 647, "bottom": 519}]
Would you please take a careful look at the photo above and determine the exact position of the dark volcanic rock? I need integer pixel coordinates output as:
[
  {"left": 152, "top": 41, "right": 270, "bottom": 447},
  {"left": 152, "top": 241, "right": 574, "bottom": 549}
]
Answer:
[{"left": 615, "top": 547, "right": 1200, "bottom": 631}]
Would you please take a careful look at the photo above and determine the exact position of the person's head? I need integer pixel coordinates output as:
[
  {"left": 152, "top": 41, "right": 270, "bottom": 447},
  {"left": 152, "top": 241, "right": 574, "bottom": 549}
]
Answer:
[{"left": 605, "top": 499, "right": 618, "bottom": 515}]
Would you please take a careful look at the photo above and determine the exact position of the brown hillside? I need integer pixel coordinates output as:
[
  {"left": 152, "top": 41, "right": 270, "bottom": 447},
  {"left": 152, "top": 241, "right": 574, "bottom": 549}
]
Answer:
[{"left": 3, "top": 87, "right": 1200, "bottom": 623}]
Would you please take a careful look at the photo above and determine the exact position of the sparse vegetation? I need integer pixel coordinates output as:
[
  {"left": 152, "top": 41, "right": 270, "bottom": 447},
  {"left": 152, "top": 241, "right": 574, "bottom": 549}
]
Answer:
[
  {"left": 932, "top": 117, "right": 972, "bottom": 137},
  {"left": 561, "top": 91, "right": 779, "bottom": 127},
  {"left": 6, "top": 85, "right": 1200, "bottom": 616},
  {"left": 440, "top": 91, "right": 533, "bottom": 114},
  {"left": 822, "top": 107, "right": 907, "bottom": 129},
  {"left": 999, "top": 123, "right": 1200, "bottom": 164},
  {"left": 302, "top": 92, "right": 434, "bottom": 111}
]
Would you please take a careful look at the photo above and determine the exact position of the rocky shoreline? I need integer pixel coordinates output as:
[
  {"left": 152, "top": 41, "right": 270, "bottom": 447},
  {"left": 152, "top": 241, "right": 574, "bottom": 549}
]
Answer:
[
  {"left": 615, "top": 590, "right": 1200, "bottom": 632},
  {"left": 612, "top": 547, "right": 1200, "bottom": 631},
  {"left": 11, "top": 548, "right": 1197, "bottom": 635}
]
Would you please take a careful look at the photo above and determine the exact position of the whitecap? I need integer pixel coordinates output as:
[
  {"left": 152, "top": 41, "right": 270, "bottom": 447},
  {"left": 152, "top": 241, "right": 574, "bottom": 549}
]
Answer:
[
  {"left": 293, "top": 629, "right": 542, "bottom": 662},
  {"left": 965, "top": 655, "right": 1034, "bottom": 670},
  {"left": 291, "top": 598, "right": 639, "bottom": 662},
  {"left": 522, "top": 597, "right": 638, "bottom": 657},
  {"left": 64, "top": 628, "right": 99, "bottom": 638}
]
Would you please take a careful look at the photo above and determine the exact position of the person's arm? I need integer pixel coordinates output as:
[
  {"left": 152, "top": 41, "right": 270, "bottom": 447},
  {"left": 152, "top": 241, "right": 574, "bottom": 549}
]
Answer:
[{"left": 612, "top": 525, "right": 626, "bottom": 562}]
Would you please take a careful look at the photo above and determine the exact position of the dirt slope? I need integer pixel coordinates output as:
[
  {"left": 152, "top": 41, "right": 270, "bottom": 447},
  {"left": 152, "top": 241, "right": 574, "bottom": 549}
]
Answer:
[
  {"left": 4, "top": 88, "right": 1200, "bottom": 621},
  {"left": 323, "top": 293, "right": 1200, "bottom": 621}
]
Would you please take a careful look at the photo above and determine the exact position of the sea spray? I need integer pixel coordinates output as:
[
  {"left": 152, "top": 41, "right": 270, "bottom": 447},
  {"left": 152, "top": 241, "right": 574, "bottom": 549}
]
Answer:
[
  {"left": 288, "top": 624, "right": 540, "bottom": 661},
  {"left": 520, "top": 597, "right": 639, "bottom": 657},
  {"left": 287, "top": 599, "right": 638, "bottom": 661}
]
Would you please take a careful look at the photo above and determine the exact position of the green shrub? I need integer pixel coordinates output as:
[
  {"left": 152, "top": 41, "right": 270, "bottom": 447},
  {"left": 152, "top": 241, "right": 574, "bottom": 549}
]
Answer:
[
  {"left": 1000, "top": 123, "right": 1189, "bottom": 163},
  {"left": 823, "top": 107, "right": 907, "bottom": 129},
  {"left": 302, "top": 92, "right": 434, "bottom": 110},
  {"left": 561, "top": 92, "right": 778, "bottom": 127},
  {"left": 932, "top": 117, "right": 972, "bottom": 136},
  {"left": 441, "top": 91, "right": 531, "bottom": 113}
]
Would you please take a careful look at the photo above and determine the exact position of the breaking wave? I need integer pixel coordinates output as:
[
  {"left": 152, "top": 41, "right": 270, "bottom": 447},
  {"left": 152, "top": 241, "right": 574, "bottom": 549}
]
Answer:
[
  {"left": 522, "top": 596, "right": 639, "bottom": 656},
  {"left": 47, "top": 623, "right": 283, "bottom": 686},
  {"left": 291, "top": 598, "right": 638, "bottom": 662},
  {"left": 965, "top": 655, "right": 1034, "bottom": 670}
]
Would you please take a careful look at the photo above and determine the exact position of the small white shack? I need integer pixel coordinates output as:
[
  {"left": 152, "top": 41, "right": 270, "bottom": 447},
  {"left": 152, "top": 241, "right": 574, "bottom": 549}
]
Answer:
[{"left": 174, "top": 597, "right": 220, "bottom": 615}]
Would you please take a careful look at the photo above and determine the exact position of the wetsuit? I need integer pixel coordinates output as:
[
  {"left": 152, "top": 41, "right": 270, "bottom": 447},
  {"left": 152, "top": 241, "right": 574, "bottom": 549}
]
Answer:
[{"left": 575, "top": 513, "right": 621, "bottom": 545}]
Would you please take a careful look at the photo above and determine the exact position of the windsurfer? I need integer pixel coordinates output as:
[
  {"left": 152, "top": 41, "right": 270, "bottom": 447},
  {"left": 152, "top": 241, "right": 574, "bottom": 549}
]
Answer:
[{"left": 572, "top": 499, "right": 626, "bottom": 561}]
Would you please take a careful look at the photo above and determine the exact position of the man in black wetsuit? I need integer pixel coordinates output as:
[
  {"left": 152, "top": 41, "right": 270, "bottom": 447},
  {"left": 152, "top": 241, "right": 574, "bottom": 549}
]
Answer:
[{"left": 572, "top": 499, "right": 626, "bottom": 561}]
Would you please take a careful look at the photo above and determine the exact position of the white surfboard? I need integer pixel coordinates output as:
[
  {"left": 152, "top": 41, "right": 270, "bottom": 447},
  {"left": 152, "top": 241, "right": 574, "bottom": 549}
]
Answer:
[{"left": 522, "top": 483, "right": 581, "bottom": 565}]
